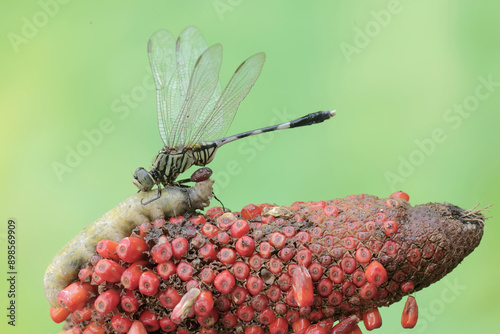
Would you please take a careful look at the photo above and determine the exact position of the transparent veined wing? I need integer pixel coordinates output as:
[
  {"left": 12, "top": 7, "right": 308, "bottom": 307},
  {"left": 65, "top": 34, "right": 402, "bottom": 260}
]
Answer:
[
  {"left": 148, "top": 26, "right": 221, "bottom": 147},
  {"left": 170, "top": 27, "right": 222, "bottom": 147},
  {"left": 188, "top": 52, "right": 266, "bottom": 145},
  {"left": 147, "top": 30, "right": 177, "bottom": 145}
]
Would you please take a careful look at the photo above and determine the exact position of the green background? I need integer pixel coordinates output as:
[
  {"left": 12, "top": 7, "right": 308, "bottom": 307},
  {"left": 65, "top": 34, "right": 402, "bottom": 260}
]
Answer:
[{"left": 1, "top": 0, "right": 499, "bottom": 333}]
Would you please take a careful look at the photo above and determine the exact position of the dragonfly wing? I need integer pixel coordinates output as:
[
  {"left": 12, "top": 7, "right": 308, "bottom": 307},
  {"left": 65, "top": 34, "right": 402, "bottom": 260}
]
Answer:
[
  {"left": 147, "top": 30, "right": 177, "bottom": 145},
  {"left": 170, "top": 27, "right": 221, "bottom": 147},
  {"left": 190, "top": 52, "right": 266, "bottom": 144},
  {"left": 173, "top": 45, "right": 223, "bottom": 147}
]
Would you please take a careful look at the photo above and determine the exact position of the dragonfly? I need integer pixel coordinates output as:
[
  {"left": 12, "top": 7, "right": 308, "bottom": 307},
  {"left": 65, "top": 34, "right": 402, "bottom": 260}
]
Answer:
[{"left": 134, "top": 27, "right": 336, "bottom": 204}]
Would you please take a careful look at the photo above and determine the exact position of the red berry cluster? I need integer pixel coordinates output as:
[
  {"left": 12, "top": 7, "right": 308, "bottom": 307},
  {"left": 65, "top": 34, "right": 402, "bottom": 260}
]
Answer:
[{"left": 50, "top": 190, "right": 484, "bottom": 334}]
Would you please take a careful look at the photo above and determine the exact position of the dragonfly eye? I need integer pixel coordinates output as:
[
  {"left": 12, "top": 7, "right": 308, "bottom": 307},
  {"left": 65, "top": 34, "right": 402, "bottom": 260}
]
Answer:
[{"left": 133, "top": 168, "right": 155, "bottom": 191}]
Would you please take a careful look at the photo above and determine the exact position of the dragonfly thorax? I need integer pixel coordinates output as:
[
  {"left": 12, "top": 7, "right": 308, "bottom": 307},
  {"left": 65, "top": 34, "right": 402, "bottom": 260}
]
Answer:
[{"left": 133, "top": 144, "right": 218, "bottom": 191}]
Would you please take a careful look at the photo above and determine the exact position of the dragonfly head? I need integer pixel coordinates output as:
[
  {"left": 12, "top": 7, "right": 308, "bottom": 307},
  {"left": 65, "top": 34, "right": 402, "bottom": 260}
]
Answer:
[{"left": 133, "top": 167, "right": 156, "bottom": 191}]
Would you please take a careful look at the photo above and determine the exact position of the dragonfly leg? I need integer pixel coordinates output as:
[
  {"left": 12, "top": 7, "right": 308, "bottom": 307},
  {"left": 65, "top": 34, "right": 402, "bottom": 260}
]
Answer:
[
  {"left": 141, "top": 185, "right": 162, "bottom": 205},
  {"left": 212, "top": 192, "right": 226, "bottom": 212}
]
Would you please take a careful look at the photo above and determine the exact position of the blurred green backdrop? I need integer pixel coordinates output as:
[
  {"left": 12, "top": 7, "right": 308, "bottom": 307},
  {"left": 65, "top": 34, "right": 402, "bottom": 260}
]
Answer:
[{"left": 1, "top": 0, "right": 499, "bottom": 333}]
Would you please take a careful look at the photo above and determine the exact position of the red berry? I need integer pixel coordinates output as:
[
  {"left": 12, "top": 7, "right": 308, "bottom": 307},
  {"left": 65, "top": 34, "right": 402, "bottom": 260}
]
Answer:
[
  {"left": 297, "top": 249, "right": 312, "bottom": 267},
  {"left": 197, "top": 308, "right": 219, "bottom": 327},
  {"left": 292, "top": 266, "right": 314, "bottom": 307},
  {"left": 217, "top": 231, "right": 230, "bottom": 244},
  {"left": 330, "top": 315, "right": 360, "bottom": 334},
  {"left": 96, "top": 239, "right": 120, "bottom": 261},
  {"left": 237, "top": 304, "right": 255, "bottom": 322},
  {"left": 206, "top": 206, "right": 224, "bottom": 219},
  {"left": 274, "top": 302, "right": 287, "bottom": 315},
  {"left": 156, "top": 260, "right": 176, "bottom": 280},
  {"left": 186, "top": 279, "right": 199, "bottom": 291},
  {"left": 194, "top": 290, "right": 214, "bottom": 316},
  {"left": 249, "top": 254, "right": 263, "bottom": 269},
  {"left": 199, "top": 243, "right": 217, "bottom": 262},
  {"left": 235, "top": 236, "right": 255, "bottom": 257},
  {"left": 218, "top": 247, "right": 237, "bottom": 264},
  {"left": 94, "top": 259, "right": 124, "bottom": 282},
  {"left": 279, "top": 247, "right": 295, "bottom": 261},
  {"left": 200, "top": 267, "right": 216, "bottom": 283},
  {"left": 269, "top": 232, "right": 286, "bottom": 249},
  {"left": 139, "top": 270, "right": 160, "bottom": 296},
  {"left": 72, "top": 306, "right": 92, "bottom": 322},
  {"left": 283, "top": 226, "right": 296, "bottom": 237},
  {"left": 317, "top": 278, "right": 333, "bottom": 297},
  {"left": 231, "top": 286, "right": 249, "bottom": 305},
  {"left": 159, "top": 316, "right": 177, "bottom": 332},
  {"left": 215, "top": 296, "right": 231, "bottom": 312},
  {"left": 78, "top": 266, "right": 93, "bottom": 283},
  {"left": 268, "top": 257, "right": 283, "bottom": 274},
  {"left": 296, "top": 231, "right": 311, "bottom": 243},
  {"left": 168, "top": 216, "right": 184, "bottom": 224},
  {"left": 363, "top": 308, "right": 382, "bottom": 330},
  {"left": 277, "top": 273, "right": 292, "bottom": 291},
  {"left": 245, "top": 326, "right": 265, "bottom": 334},
  {"left": 365, "top": 261, "right": 388, "bottom": 286},
  {"left": 189, "top": 214, "right": 206, "bottom": 225},
  {"left": 323, "top": 205, "right": 339, "bottom": 217},
  {"left": 390, "top": 191, "right": 410, "bottom": 201},
  {"left": 138, "top": 222, "right": 151, "bottom": 239},
  {"left": 261, "top": 215, "right": 275, "bottom": 224},
  {"left": 151, "top": 236, "right": 172, "bottom": 263},
  {"left": 158, "top": 287, "right": 182, "bottom": 309},
  {"left": 340, "top": 256, "right": 357, "bottom": 274},
  {"left": 401, "top": 296, "right": 418, "bottom": 328},
  {"left": 84, "top": 322, "right": 105, "bottom": 334},
  {"left": 116, "top": 237, "right": 148, "bottom": 263},
  {"left": 292, "top": 318, "right": 311, "bottom": 334},
  {"left": 360, "top": 282, "right": 378, "bottom": 299},
  {"left": 286, "top": 309, "right": 300, "bottom": 322},
  {"left": 246, "top": 276, "right": 264, "bottom": 295},
  {"left": 259, "top": 307, "right": 276, "bottom": 325},
  {"left": 202, "top": 223, "right": 219, "bottom": 238},
  {"left": 128, "top": 321, "right": 147, "bottom": 334},
  {"left": 269, "top": 317, "right": 288, "bottom": 334},
  {"left": 267, "top": 285, "right": 281, "bottom": 302},
  {"left": 308, "top": 262, "right": 323, "bottom": 281},
  {"left": 383, "top": 220, "right": 399, "bottom": 236},
  {"left": 233, "top": 261, "right": 250, "bottom": 280},
  {"left": 139, "top": 309, "right": 160, "bottom": 332},
  {"left": 355, "top": 247, "right": 372, "bottom": 264},
  {"left": 94, "top": 289, "right": 120, "bottom": 314},
  {"left": 176, "top": 262, "right": 194, "bottom": 281},
  {"left": 352, "top": 269, "right": 366, "bottom": 287},
  {"left": 251, "top": 294, "right": 269, "bottom": 311},
  {"left": 231, "top": 219, "right": 250, "bottom": 238},
  {"left": 57, "top": 282, "right": 93, "bottom": 312},
  {"left": 111, "top": 314, "right": 132, "bottom": 333},
  {"left": 214, "top": 270, "right": 235, "bottom": 294},
  {"left": 259, "top": 241, "right": 272, "bottom": 258},
  {"left": 50, "top": 306, "right": 70, "bottom": 323},
  {"left": 221, "top": 313, "right": 238, "bottom": 327},
  {"left": 241, "top": 204, "right": 262, "bottom": 219},
  {"left": 121, "top": 290, "right": 139, "bottom": 313}
]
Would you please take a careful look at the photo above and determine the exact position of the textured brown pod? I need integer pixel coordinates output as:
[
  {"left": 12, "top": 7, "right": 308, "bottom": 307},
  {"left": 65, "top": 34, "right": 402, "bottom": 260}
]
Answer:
[{"left": 47, "top": 190, "right": 486, "bottom": 333}]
